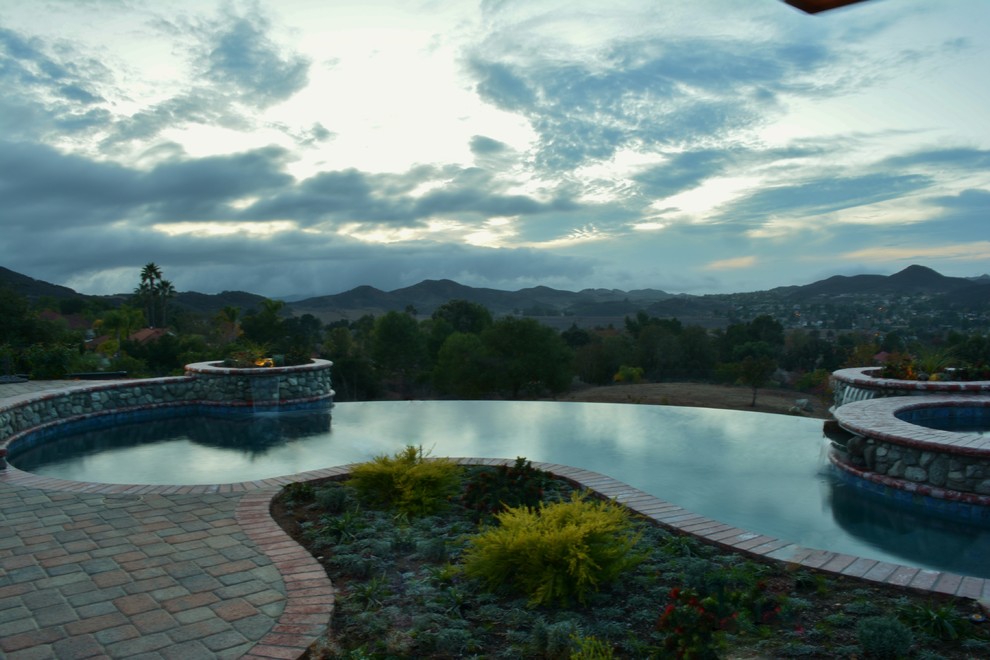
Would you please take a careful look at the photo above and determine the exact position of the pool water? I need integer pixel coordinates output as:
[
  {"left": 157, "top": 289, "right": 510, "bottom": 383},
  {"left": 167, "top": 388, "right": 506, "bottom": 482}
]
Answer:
[
  {"left": 897, "top": 405, "right": 990, "bottom": 436},
  {"left": 11, "top": 400, "right": 990, "bottom": 577},
  {"left": 910, "top": 419, "right": 989, "bottom": 436}
]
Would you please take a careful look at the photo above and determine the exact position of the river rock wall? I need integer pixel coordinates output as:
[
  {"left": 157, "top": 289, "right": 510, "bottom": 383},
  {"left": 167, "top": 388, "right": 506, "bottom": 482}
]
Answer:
[{"left": 0, "top": 360, "right": 333, "bottom": 456}]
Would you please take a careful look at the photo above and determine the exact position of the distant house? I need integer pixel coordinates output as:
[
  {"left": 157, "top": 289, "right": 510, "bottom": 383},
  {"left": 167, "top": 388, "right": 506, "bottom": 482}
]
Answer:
[
  {"left": 87, "top": 327, "right": 171, "bottom": 352},
  {"left": 127, "top": 328, "right": 170, "bottom": 345}
]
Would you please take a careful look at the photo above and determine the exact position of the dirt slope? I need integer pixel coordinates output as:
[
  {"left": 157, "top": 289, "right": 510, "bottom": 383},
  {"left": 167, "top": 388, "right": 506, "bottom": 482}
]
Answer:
[{"left": 553, "top": 382, "right": 831, "bottom": 419}]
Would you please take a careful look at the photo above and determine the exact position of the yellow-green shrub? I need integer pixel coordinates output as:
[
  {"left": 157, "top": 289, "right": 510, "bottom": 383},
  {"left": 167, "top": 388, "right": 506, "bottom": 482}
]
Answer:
[
  {"left": 462, "top": 492, "right": 643, "bottom": 607},
  {"left": 348, "top": 446, "right": 460, "bottom": 517}
]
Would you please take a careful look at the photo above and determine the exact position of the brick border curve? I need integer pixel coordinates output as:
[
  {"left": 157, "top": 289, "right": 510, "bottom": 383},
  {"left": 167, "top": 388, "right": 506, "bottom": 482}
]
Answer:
[{"left": 5, "top": 455, "right": 989, "bottom": 658}]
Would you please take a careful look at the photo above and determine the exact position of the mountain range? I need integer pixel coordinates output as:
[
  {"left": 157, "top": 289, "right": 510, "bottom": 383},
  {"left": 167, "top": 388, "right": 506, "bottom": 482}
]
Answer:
[{"left": 2, "top": 264, "right": 988, "bottom": 327}]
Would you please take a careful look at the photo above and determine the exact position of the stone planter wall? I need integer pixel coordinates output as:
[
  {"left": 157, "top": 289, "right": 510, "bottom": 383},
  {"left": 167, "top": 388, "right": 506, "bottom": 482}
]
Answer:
[
  {"left": 831, "top": 367, "right": 990, "bottom": 410},
  {"left": 184, "top": 360, "right": 334, "bottom": 409},
  {"left": 0, "top": 360, "right": 333, "bottom": 457}
]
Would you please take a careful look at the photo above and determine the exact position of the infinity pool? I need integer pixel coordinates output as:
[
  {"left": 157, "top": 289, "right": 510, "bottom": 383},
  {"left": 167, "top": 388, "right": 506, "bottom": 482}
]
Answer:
[{"left": 11, "top": 400, "right": 990, "bottom": 577}]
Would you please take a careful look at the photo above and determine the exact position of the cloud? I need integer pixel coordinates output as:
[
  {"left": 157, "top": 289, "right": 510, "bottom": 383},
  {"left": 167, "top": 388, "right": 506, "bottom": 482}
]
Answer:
[
  {"left": 470, "top": 135, "right": 510, "bottom": 156},
  {"left": 841, "top": 241, "right": 990, "bottom": 264},
  {"left": 882, "top": 147, "right": 990, "bottom": 172},
  {"left": 199, "top": 12, "right": 310, "bottom": 108},
  {"left": 96, "top": 7, "right": 312, "bottom": 150},
  {"left": 633, "top": 150, "right": 735, "bottom": 199},
  {"left": 705, "top": 256, "right": 757, "bottom": 271},
  {"left": 2, "top": 1, "right": 988, "bottom": 298},
  {"left": 0, "top": 26, "right": 111, "bottom": 140},
  {"left": 721, "top": 172, "right": 934, "bottom": 227},
  {"left": 0, "top": 140, "right": 296, "bottom": 229},
  {"left": 141, "top": 146, "right": 295, "bottom": 220},
  {"left": 467, "top": 28, "right": 846, "bottom": 170},
  {"left": 103, "top": 90, "right": 255, "bottom": 149},
  {"left": 10, "top": 220, "right": 594, "bottom": 298}
]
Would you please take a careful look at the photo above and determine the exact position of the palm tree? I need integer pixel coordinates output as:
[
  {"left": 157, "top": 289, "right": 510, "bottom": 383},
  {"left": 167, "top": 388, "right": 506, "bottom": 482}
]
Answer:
[
  {"left": 216, "top": 305, "right": 242, "bottom": 344},
  {"left": 156, "top": 279, "right": 176, "bottom": 328},
  {"left": 140, "top": 263, "right": 162, "bottom": 287},
  {"left": 138, "top": 263, "right": 162, "bottom": 326}
]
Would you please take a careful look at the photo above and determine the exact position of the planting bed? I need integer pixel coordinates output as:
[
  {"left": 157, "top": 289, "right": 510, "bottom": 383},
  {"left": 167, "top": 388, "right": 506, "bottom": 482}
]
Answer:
[{"left": 273, "top": 462, "right": 990, "bottom": 659}]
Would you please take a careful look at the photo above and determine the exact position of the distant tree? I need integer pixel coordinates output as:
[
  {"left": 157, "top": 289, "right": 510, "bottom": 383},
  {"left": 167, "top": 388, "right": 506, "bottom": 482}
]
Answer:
[
  {"left": 678, "top": 325, "right": 716, "bottom": 378},
  {"left": 0, "top": 286, "right": 32, "bottom": 345},
  {"left": 738, "top": 355, "right": 777, "bottom": 407},
  {"left": 322, "top": 324, "right": 379, "bottom": 401},
  {"left": 572, "top": 334, "right": 633, "bottom": 385},
  {"left": 782, "top": 329, "right": 840, "bottom": 373},
  {"left": 432, "top": 300, "right": 493, "bottom": 334},
  {"left": 156, "top": 279, "right": 176, "bottom": 327},
  {"left": 136, "top": 263, "right": 162, "bottom": 327},
  {"left": 560, "top": 323, "right": 592, "bottom": 348},
  {"left": 372, "top": 311, "right": 426, "bottom": 394},
  {"left": 426, "top": 300, "right": 494, "bottom": 361},
  {"left": 481, "top": 317, "right": 572, "bottom": 398},
  {"left": 98, "top": 306, "right": 144, "bottom": 356},
  {"left": 624, "top": 311, "right": 681, "bottom": 339},
  {"left": 241, "top": 299, "right": 285, "bottom": 346},
  {"left": 636, "top": 323, "right": 680, "bottom": 380},
  {"left": 140, "top": 262, "right": 162, "bottom": 285},
  {"left": 434, "top": 332, "right": 488, "bottom": 397},
  {"left": 278, "top": 313, "right": 323, "bottom": 363},
  {"left": 215, "top": 306, "right": 242, "bottom": 344},
  {"left": 748, "top": 314, "right": 785, "bottom": 347}
]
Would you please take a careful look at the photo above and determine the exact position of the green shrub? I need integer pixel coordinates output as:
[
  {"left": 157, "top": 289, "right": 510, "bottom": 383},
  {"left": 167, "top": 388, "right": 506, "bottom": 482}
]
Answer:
[
  {"left": 571, "top": 633, "right": 616, "bottom": 659},
  {"left": 282, "top": 481, "right": 315, "bottom": 505},
  {"left": 897, "top": 601, "right": 965, "bottom": 641},
  {"left": 24, "top": 343, "right": 74, "bottom": 378},
  {"left": 348, "top": 446, "right": 461, "bottom": 517},
  {"left": 613, "top": 364, "right": 644, "bottom": 383},
  {"left": 461, "top": 457, "right": 550, "bottom": 519},
  {"left": 462, "top": 492, "right": 642, "bottom": 607},
  {"left": 857, "top": 615, "right": 913, "bottom": 659},
  {"left": 314, "top": 484, "right": 351, "bottom": 513}
]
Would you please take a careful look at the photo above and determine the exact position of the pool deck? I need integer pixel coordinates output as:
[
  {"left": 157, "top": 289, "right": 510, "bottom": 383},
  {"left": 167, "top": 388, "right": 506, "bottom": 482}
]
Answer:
[{"left": 2, "top": 381, "right": 989, "bottom": 659}]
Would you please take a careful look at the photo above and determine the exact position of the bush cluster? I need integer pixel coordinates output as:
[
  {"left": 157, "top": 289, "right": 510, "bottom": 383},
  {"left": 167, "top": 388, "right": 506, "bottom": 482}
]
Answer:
[
  {"left": 280, "top": 452, "right": 990, "bottom": 659},
  {"left": 460, "top": 457, "right": 550, "bottom": 519},
  {"left": 462, "top": 492, "right": 643, "bottom": 607},
  {"left": 347, "top": 445, "right": 460, "bottom": 517}
]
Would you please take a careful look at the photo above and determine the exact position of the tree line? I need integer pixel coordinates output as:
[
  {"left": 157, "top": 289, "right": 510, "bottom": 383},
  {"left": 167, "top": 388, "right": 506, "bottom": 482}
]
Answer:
[{"left": 3, "top": 272, "right": 990, "bottom": 405}]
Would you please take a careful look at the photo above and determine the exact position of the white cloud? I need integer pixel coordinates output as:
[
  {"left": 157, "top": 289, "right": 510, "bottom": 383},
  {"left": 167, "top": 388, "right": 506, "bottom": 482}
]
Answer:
[{"left": 1, "top": 0, "right": 988, "bottom": 297}]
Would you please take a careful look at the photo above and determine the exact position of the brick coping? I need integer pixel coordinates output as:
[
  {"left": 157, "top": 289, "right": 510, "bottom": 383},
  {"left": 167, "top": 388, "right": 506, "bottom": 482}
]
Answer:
[
  {"left": 833, "top": 394, "right": 990, "bottom": 455},
  {"left": 832, "top": 366, "right": 990, "bottom": 394},
  {"left": 186, "top": 358, "right": 333, "bottom": 376}
]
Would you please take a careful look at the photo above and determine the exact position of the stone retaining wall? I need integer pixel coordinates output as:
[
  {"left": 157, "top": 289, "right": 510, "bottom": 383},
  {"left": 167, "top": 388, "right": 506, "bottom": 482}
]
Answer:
[{"left": 0, "top": 360, "right": 333, "bottom": 458}]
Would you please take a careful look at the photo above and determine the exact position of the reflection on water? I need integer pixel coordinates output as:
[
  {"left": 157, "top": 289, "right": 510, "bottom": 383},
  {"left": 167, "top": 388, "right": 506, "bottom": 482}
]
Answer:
[
  {"left": 827, "top": 478, "right": 990, "bottom": 577},
  {"left": 12, "top": 408, "right": 332, "bottom": 476},
  {"left": 10, "top": 400, "right": 990, "bottom": 577}
]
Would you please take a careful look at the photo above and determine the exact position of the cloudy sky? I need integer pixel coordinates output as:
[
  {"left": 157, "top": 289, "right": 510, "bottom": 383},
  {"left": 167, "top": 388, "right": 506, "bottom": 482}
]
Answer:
[{"left": 2, "top": 0, "right": 988, "bottom": 299}]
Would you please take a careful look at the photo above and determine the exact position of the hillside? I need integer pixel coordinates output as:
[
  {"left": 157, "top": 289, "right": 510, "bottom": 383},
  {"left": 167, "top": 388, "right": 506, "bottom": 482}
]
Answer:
[
  {"left": 2, "top": 264, "right": 988, "bottom": 329},
  {"left": 0, "top": 266, "right": 81, "bottom": 300}
]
